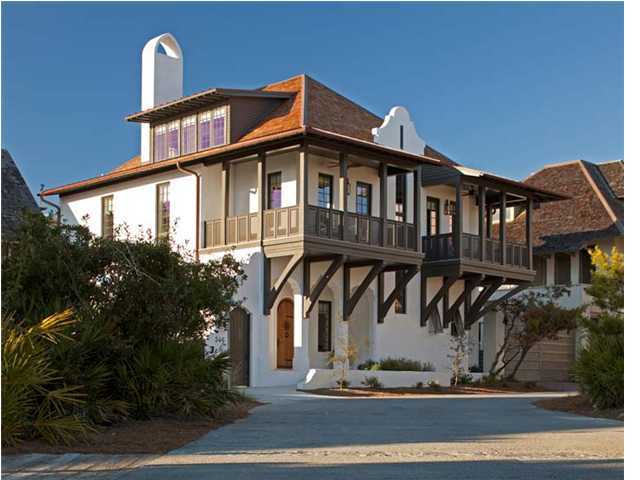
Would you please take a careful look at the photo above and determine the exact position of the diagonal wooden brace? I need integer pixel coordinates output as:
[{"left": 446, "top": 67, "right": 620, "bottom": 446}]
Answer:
[
  {"left": 344, "top": 260, "right": 385, "bottom": 320},
  {"left": 304, "top": 255, "right": 345, "bottom": 317}
]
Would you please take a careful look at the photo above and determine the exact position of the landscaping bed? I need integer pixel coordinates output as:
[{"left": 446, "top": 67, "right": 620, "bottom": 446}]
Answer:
[
  {"left": 3, "top": 400, "right": 261, "bottom": 455},
  {"left": 535, "top": 395, "right": 623, "bottom": 421},
  {"left": 305, "top": 382, "right": 551, "bottom": 397}
]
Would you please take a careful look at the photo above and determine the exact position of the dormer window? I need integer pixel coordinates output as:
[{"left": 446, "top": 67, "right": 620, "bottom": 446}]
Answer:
[
  {"left": 181, "top": 115, "right": 197, "bottom": 154},
  {"left": 152, "top": 106, "right": 227, "bottom": 162}
]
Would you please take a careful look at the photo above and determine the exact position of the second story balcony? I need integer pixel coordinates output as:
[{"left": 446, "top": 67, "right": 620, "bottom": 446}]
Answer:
[
  {"left": 200, "top": 144, "right": 423, "bottom": 265},
  {"left": 418, "top": 163, "right": 564, "bottom": 282}
]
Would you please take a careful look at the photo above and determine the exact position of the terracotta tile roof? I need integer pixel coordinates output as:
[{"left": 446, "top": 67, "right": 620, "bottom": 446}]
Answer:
[
  {"left": 504, "top": 160, "right": 624, "bottom": 254},
  {"left": 238, "top": 75, "right": 303, "bottom": 142},
  {"left": 40, "top": 73, "right": 537, "bottom": 198}
]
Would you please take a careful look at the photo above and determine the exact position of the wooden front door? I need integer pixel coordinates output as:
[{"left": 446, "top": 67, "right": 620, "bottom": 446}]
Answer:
[
  {"left": 229, "top": 307, "right": 250, "bottom": 386},
  {"left": 277, "top": 299, "right": 294, "bottom": 369}
]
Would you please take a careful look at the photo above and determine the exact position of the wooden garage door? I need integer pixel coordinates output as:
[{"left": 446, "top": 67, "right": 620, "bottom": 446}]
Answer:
[{"left": 506, "top": 330, "right": 576, "bottom": 382}]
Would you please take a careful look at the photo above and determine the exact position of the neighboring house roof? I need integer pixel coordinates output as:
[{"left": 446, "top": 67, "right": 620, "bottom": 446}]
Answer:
[
  {"left": 505, "top": 159, "right": 624, "bottom": 254},
  {"left": 2, "top": 149, "right": 40, "bottom": 239},
  {"left": 41, "top": 74, "right": 537, "bottom": 198}
]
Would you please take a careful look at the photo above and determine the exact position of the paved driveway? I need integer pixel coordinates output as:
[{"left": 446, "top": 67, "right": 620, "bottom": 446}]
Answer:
[{"left": 3, "top": 388, "right": 623, "bottom": 479}]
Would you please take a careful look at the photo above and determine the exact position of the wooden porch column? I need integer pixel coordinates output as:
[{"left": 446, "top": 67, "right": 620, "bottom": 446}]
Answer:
[
  {"left": 500, "top": 191, "right": 507, "bottom": 265},
  {"left": 299, "top": 145, "right": 308, "bottom": 233},
  {"left": 221, "top": 162, "right": 229, "bottom": 245},
  {"left": 257, "top": 153, "right": 265, "bottom": 241},
  {"left": 526, "top": 196, "right": 534, "bottom": 269},
  {"left": 478, "top": 185, "right": 486, "bottom": 261},
  {"left": 413, "top": 167, "right": 421, "bottom": 251},
  {"left": 339, "top": 153, "right": 348, "bottom": 212},
  {"left": 377, "top": 271, "right": 385, "bottom": 323},
  {"left": 339, "top": 152, "right": 348, "bottom": 241},
  {"left": 379, "top": 163, "right": 388, "bottom": 246},
  {"left": 454, "top": 181, "right": 463, "bottom": 257}
]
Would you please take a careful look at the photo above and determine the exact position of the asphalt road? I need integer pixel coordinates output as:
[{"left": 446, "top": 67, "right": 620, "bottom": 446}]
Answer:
[{"left": 2, "top": 388, "right": 623, "bottom": 479}]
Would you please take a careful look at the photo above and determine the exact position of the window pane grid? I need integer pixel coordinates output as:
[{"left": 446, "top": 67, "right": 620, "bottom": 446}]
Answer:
[
  {"left": 317, "top": 174, "right": 333, "bottom": 208},
  {"left": 101, "top": 196, "right": 114, "bottom": 239},
  {"left": 318, "top": 301, "right": 332, "bottom": 352},
  {"left": 268, "top": 172, "right": 282, "bottom": 209},
  {"left": 356, "top": 182, "right": 371, "bottom": 216},
  {"left": 154, "top": 108, "right": 228, "bottom": 162},
  {"left": 157, "top": 183, "right": 170, "bottom": 241}
]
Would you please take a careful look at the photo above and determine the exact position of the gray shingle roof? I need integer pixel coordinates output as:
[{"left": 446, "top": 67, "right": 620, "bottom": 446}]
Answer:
[{"left": 2, "top": 149, "right": 39, "bottom": 239}]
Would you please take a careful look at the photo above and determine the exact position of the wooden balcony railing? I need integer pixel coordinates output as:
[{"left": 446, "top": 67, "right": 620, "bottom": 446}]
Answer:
[
  {"left": 423, "top": 232, "right": 530, "bottom": 269},
  {"left": 306, "top": 205, "right": 417, "bottom": 250},
  {"left": 203, "top": 213, "right": 261, "bottom": 248},
  {"left": 203, "top": 204, "right": 418, "bottom": 251}
]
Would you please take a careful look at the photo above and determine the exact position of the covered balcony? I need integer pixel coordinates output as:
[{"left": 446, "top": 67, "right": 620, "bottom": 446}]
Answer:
[
  {"left": 420, "top": 164, "right": 563, "bottom": 283},
  {"left": 200, "top": 144, "right": 423, "bottom": 265}
]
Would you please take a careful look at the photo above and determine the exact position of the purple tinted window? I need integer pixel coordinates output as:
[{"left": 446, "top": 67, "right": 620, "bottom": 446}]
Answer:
[
  {"left": 154, "top": 129, "right": 166, "bottom": 162},
  {"left": 213, "top": 116, "right": 225, "bottom": 146},
  {"left": 199, "top": 117, "right": 211, "bottom": 150},
  {"left": 167, "top": 127, "right": 179, "bottom": 158},
  {"left": 182, "top": 122, "right": 196, "bottom": 154}
]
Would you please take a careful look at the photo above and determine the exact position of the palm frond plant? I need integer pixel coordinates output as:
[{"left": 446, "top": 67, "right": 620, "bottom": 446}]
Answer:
[{"left": 1, "top": 309, "right": 93, "bottom": 446}]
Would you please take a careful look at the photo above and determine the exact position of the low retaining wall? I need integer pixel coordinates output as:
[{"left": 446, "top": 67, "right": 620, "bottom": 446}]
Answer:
[{"left": 297, "top": 368, "right": 453, "bottom": 390}]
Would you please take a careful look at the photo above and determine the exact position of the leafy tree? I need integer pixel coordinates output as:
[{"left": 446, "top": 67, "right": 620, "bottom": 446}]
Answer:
[
  {"left": 573, "top": 247, "right": 623, "bottom": 409},
  {"left": 1, "top": 212, "right": 246, "bottom": 445},
  {"left": 489, "top": 286, "right": 581, "bottom": 380}
]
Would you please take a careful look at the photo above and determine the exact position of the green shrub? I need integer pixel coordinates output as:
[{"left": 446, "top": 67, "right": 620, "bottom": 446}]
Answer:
[
  {"left": 116, "top": 342, "right": 237, "bottom": 418},
  {"left": 413, "top": 382, "right": 424, "bottom": 389},
  {"left": 1, "top": 310, "right": 93, "bottom": 446},
  {"left": 572, "top": 247, "right": 623, "bottom": 410},
  {"left": 378, "top": 357, "right": 434, "bottom": 372},
  {"left": 573, "top": 331, "right": 623, "bottom": 409},
  {"left": 452, "top": 373, "right": 474, "bottom": 386},
  {"left": 362, "top": 376, "right": 382, "bottom": 389},
  {"left": 1, "top": 213, "right": 245, "bottom": 446},
  {"left": 427, "top": 380, "right": 441, "bottom": 390},
  {"left": 336, "top": 378, "right": 350, "bottom": 389},
  {"left": 357, "top": 359, "right": 380, "bottom": 371}
]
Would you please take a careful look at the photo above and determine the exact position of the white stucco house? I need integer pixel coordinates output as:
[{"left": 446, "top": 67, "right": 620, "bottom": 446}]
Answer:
[{"left": 42, "top": 33, "right": 565, "bottom": 389}]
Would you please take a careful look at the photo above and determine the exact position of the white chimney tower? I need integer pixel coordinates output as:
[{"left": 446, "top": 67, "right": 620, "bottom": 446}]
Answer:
[{"left": 140, "top": 33, "right": 183, "bottom": 164}]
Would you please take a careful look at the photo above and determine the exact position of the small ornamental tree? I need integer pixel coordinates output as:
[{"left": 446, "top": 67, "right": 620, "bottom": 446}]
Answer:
[
  {"left": 573, "top": 247, "right": 623, "bottom": 409},
  {"left": 489, "top": 286, "right": 581, "bottom": 380}
]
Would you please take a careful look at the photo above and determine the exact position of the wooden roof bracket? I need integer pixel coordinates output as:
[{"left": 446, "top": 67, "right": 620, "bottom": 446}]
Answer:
[
  {"left": 464, "top": 277, "right": 505, "bottom": 329},
  {"left": 263, "top": 253, "right": 304, "bottom": 315},
  {"left": 304, "top": 255, "right": 345, "bottom": 318},
  {"left": 344, "top": 260, "right": 385, "bottom": 321}
]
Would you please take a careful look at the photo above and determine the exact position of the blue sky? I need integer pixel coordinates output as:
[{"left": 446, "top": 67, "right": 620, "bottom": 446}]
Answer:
[{"left": 2, "top": 2, "right": 623, "bottom": 196}]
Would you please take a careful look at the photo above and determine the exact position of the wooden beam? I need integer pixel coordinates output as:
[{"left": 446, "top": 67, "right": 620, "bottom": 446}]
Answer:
[
  {"left": 476, "top": 284, "right": 527, "bottom": 320},
  {"left": 257, "top": 153, "right": 265, "bottom": 242},
  {"left": 454, "top": 180, "right": 463, "bottom": 257},
  {"left": 344, "top": 261, "right": 385, "bottom": 319},
  {"left": 339, "top": 152, "right": 348, "bottom": 215},
  {"left": 263, "top": 253, "right": 304, "bottom": 314},
  {"left": 465, "top": 277, "right": 504, "bottom": 328},
  {"left": 380, "top": 266, "right": 418, "bottom": 320},
  {"left": 420, "top": 267, "right": 428, "bottom": 326},
  {"left": 442, "top": 277, "right": 451, "bottom": 328},
  {"left": 446, "top": 275, "right": 484, "bottom": 326},
  {"left": 526, "top": 196, "right": 533, "bottom": 269},
  {"left": 221, "top": 162, "right": 229, "bottom": 245},
  {"left": 500, "top": 191, "right": 506, "bottom": 265},
  {"left": 299, "top": 145, "right": 308, "bottom": 236},
  {"left": 420, "top": 276, "right": 457, "bottom": 327},
  {"left": 377, "top": 271, "right": 385, "bottom": 323},
  {"left": 413, "top": 167, "right": 421, "bottom": 250},
  {"left": 478, "top": 185, "right": 486, "bottom": 262},
  {"left": 379, "top": 163, "right": 387, "bottom": 246},
  {"left": 304, "top": 255, "right": 345, "bottom": 317}
]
